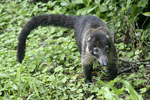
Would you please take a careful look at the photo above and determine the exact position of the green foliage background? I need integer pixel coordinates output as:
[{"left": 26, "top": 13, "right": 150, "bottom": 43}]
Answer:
[{"left": 0, "top": 0, "right": 150, "bottom": 99}]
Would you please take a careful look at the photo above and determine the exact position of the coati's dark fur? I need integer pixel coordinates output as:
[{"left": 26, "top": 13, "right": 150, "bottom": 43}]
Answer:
[{"left": 17, "top": 14, "right": 118, "bottom": 83}]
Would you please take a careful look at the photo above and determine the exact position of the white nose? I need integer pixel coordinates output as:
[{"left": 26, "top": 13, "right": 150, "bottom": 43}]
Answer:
[
  {"left": 102, "top": 59, "right": 107, "bottom": 66},
  {"left": 99, "top": 56, "right": 107, "bottom": 66}
]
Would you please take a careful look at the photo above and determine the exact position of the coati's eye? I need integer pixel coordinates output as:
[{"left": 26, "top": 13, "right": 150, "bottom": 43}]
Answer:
[
  {"left": 93, "top": 47, "right": 98, "bottom": 54},
  {"left": 105, "top": 46, "right": 109, "bottom": 53}
]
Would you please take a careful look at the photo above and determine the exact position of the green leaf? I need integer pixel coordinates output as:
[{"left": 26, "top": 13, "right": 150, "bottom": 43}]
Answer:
[
  {"left": 140, "top": 88, "right": 146, "bottom": 93},
  {"left": 107, "top": 12, "right": 113, "bottom": 17},
  {"left": 121, "top": 80, "right": 143, "bottom": 100},
  {"left": 54, "top": 66, "right": 63, "bottom": 72},
  {"left": 138, "top": 0, "right": 149, "bottom": 8},
  {"left": 77, "top": 8, "right": 86, "bottom": 15},
  {"left": 87, "top": 5, "right": 98, "bottom": 13},
  {"left": 143, "top": 12, "right": 150, "bottom": 16},
  {"left": 60, "top": 0, "right": 70, "bottom": 6},
  {"left": 33, "top": 82, "right": 40, "bottom": 98},
  {"left": 99, "top": 4, "right": 108, "bottom": 12},
  {"left": 82, "top": 0, "right": 89, "bottom": 6},
  {"left": 75, "top": 0, "right": 83, "bottom": 4}
]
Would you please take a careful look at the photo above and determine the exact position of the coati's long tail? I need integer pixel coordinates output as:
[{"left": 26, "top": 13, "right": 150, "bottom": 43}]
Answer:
[{"left": 17, "top": 14, "right": 79, "bottom": 63}]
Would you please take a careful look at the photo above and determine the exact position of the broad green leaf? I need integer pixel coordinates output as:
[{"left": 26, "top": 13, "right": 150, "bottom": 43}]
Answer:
[
  {"left": 75, "top": 0, "right": 83, "bottom": 4},
  {"left": 99, "top": 4, "right": 108, "bottom": 12},
  {"left": 121, "top": 80, "right": 143, "bottom": 100},
  {"left": 87, "top": 5, "right": 98, "bottom": 13},
  {"left": 33, "top": 82, "right": 40, "bottom": 98},
  {"left": 60, "top": 0, "right": 70, "bottom": 6},
  {"left": 140, "top": 88, "right": 146, "bottom": 93},
  {"left": 143, "top": 12, "right": 150, "bottom": 16}
]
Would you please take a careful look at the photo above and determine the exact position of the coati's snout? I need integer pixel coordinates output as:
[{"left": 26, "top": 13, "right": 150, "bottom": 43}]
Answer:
[
  {"left": 87, "top": 32, "right": 110, "bottom": 66},
  {"left": 90, "top": 46, "right": 108, "bottom": 66},
  {"left": 98, "top": 53, "right": 107, "bottom": 66}
]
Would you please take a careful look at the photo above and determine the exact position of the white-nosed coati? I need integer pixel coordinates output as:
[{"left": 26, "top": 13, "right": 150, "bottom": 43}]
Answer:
[{"left": 17, "top": 14, "right": 118, "bottom": 83}]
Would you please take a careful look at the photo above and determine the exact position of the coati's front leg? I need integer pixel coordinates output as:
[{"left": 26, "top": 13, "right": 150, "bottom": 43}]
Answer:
[
  {"left": 82, "top": 64, "right": 93, "bottom": 83},
  {"left": 108, "top": 63, "right": 118, "bottom": 80},
  {"left": 81, "top": 52, "right": 94, "bottom": 83},
  {"left": 107, "top": 52, "right": 118, "bottom": 80},
  {"left": 83, "top": 62, "right": 118, "bottom": 83}
]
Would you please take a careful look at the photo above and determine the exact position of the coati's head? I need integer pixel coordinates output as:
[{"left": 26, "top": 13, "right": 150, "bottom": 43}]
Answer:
[{"left": 87, "top": 29, "right": 111, "bottom": 66}]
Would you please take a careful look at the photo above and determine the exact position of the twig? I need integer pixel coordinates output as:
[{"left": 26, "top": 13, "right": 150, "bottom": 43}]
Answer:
[
  {"left": 0, "top": 29, "right": 12, "bottom": 32},
  {"left": 132, "top": 13, "right": 139, "bottom": 30},
  {"left": 124, "top": 16, "right": 134, "bottom": 47},
  {"left": 142, "top": 17, "right": 149, "bottom": 29},
  {"left": 135, "top": 22, "right": 141, "bottom": 41},
  {"left": 9, "top": 0, "right": 14, "bottom": 18},
  {"left": 119, "top": 58, "right": 150, "bottom": 65},
  {"left": 138, "top": 50, "right": 150, "bottom": 60},
  {"left": 118, "top": 67, "right": 132, "bottom": 74},
  {"left": 139, "top": 59, "right": 150, "bottom": 62},
  {"left": 118, "top": 58, "right": 150, "bottom": 74}
]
